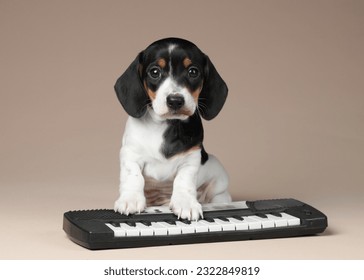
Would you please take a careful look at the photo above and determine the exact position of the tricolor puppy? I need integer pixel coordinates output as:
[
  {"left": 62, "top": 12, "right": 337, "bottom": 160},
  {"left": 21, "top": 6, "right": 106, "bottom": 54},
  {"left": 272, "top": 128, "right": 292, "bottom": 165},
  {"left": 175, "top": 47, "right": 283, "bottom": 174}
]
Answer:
[{"left": 114, "top": 38, "right": 231, "bottom": 220}]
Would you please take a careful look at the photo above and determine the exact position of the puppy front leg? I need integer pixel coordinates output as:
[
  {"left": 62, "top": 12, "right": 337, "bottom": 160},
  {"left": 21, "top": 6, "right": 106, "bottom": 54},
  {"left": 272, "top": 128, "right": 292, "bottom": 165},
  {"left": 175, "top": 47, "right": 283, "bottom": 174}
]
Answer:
[
  {"left": 114, "top": 159, "right": 146, "bottom": 215},
  {"left": 170, "top": 159, "right": 203, "bottom": 220}
]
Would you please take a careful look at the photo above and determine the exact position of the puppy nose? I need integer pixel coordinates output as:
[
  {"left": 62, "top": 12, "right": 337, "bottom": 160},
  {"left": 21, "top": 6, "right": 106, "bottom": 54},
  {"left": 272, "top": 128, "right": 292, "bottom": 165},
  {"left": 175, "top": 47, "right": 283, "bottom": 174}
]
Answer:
[{"left": 166, "top": 94, "right": 185, "bottom": 110}]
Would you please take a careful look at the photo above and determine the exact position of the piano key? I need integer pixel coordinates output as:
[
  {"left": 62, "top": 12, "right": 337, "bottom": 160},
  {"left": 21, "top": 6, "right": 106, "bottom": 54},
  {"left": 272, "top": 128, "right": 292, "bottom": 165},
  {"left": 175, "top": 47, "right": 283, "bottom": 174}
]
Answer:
[
  {"left": 164, "top": 220, "right": 177, "bottom": 225},
  {"left": 190, "top": 221, "right": 209, "bottom": 233},
  {"left": 226, "top": 217, "right": 249, "bottom": 230},
  {"left": 180, "top": 219, "right": 191, "bottom": 225},
  {"left": 216, "top": 216, "right": 230, "bottom": 222},
  {"left": 199, "top": 220, "right": 222, "bottom": 232},
  {"left": 158, "top": 221, "right": 182, "bottom": 235},
  {"left": 255, "top": 213, "right": 268, "bottom": 218},
  {"left": 229, "top": 216, "right": 262, "bottom": 230},
  {"left": 265, "top": 214, "right": 289, "bottom": 227},
  {"left": 242, "top": 216, "right": 263, "bottom": 230},
  {"left": 213, "top": 218, "right": 236, "bottom": 231},
  {"left": 232, "top": 215, "right": 244, "bottom": 221},
  {"left": 126, "top": 221, "right": 136, "bottom": 227},
  {"left": 150, "top": 222, "right": 168, "bottom": 236},
  {"left": 135, "top": 222, "right": 154, "bottom": 236},
  {"left": 140, "top": 220, "right": 152, "bottom": 226},
  {"left": 204, "top": 217, "right": 215, "bottom": 223},
  {"left": 175, "top": 221, "right": 195, "bottom": 234},
  {"left": 105, "top": 223, "right": 126, "bottom": 237},
  {"left": 270, "top": 212, "right": 283, "bottom": 217},
  {"left": 249, "top": 215, "right": 275, "bottom": 228},
  {"left": 280, "top": 213, "right": 301, "bottom": 226},
  {"left": 118, "top": 223, "right": 140, "bottom": 236}
]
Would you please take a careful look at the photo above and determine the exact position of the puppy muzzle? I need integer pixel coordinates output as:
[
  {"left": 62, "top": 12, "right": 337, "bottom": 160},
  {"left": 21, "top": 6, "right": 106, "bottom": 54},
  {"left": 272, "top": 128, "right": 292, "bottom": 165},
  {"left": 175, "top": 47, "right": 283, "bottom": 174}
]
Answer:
[{"left": 166, "top": 94, "right": 185, "bottom": 111}]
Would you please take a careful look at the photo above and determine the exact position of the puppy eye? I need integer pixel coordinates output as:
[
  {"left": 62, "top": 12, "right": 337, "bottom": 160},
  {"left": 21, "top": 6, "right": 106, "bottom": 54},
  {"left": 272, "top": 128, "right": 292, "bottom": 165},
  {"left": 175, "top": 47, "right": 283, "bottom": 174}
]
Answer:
[
  {"left": 148, "top": 67, "right": 162, "bottom": 79},
  {"left": 188, "top": 66, "right": 200, "bottom": 78}
]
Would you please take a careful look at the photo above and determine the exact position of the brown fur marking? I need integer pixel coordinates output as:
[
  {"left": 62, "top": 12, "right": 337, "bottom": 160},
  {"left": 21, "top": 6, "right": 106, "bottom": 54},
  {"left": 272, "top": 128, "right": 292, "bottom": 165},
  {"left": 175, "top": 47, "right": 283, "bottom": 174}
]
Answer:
[
  {"left": 157, "top": 58, "right": 166, "bottom": 68},
  {"left": 144, "top": 81, "right": 156, "bottom": 100},
  {"left": 183, "top": 57, "right": 192, "bottom": 68}
]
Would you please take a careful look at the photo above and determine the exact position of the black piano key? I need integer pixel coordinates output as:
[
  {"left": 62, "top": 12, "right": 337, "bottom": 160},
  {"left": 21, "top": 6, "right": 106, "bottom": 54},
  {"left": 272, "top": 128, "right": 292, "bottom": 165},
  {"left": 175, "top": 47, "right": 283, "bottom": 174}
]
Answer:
[
  {"left": 232, "top": 215, "right": 244, "bottom": 221},
  {"left": 140, "top": 220, "right": 152, "bottom": 226},
  {"left": 270, "top": 212, "right": 282, "bottom": 217},
  {"left": 217, "top": 216, "right": 230, "bottom": 222},
  {"left": 126, "top": 221, "right": 136, "bottom": 227},
  {"left": 204, "top": 217, "right": 215, "bottom": 223},
  {"left": 255, "top": 213, "right": 268, "bottom": 219},
  {"left": 180, "top": 219, "right": 191, "bottom": 225},
  {"left": 164, "top": 220, "right": 176, "bottom": 225},
  {"left": 111, "top": 222, "right": 120, "bottom": 227}
]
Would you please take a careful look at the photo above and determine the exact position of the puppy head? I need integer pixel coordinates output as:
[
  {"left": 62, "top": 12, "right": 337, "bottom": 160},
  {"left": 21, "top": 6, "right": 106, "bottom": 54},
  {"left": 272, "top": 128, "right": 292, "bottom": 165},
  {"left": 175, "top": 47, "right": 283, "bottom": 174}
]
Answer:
[{"left": 115, "top": 38, "right": 228, "bottom": 120}]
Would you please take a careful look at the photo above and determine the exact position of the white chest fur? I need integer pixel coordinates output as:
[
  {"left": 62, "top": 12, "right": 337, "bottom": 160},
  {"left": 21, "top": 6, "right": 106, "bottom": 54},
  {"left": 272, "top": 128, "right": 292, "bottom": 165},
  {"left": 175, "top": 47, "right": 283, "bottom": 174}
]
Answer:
[{"left": 121, "top": 112, "right": 191, "bottom": 183}]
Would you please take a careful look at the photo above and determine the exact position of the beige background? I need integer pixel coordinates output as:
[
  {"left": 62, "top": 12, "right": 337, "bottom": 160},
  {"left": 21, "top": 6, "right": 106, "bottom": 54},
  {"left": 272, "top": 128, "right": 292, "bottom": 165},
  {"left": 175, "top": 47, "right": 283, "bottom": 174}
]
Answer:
[{"left": 1, "top": 0, "right": 363, "bottom": 259}]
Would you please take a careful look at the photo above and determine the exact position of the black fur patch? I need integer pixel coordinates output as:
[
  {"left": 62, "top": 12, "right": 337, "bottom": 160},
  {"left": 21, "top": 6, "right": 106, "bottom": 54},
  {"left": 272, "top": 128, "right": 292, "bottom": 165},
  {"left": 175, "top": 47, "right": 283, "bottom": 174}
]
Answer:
[{"left": 161, "top": 113, "right": 208, "bottom": 164}]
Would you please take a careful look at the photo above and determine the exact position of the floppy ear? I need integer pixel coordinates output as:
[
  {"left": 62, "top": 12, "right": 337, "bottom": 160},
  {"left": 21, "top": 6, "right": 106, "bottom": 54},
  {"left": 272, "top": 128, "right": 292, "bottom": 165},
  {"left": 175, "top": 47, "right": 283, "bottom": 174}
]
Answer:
[
  {"left": 114, "top": 52, "right": 149, "bottom": 118},
  {"left": 199, "top": 56, "right": 228, "bottom": 120}
]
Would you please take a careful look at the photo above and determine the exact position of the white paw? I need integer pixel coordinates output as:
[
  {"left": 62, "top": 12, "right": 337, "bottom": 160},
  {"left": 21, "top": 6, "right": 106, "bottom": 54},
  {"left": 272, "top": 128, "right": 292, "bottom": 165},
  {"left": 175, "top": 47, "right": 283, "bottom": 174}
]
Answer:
[
  {"left": 169, "top": 193, "right": 203, "bottom": 220},
  {"left": 114, "top": 191, "right": 146, "bottom": 215}
]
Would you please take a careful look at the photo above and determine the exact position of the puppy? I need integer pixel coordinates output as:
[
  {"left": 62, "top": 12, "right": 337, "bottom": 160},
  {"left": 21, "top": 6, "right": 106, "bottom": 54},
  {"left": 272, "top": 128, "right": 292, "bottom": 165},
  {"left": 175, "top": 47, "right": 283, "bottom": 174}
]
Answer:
[{"left": 114, "top": 38, "right": 231, "bottom": 220}]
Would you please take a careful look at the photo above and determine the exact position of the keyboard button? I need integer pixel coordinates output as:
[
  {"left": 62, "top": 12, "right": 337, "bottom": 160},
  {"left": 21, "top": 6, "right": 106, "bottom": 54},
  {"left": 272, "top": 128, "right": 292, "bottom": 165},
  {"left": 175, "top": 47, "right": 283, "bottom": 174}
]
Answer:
[
  {"left": 105, "top": 223, "right": 126, "bottom": 237},
  {"left": 150, "top": 222, "right": 168, "bottom": 236},
  {"left": 175, "top": 221, "right": 195, "bottom": 234},
  {"left": 199, "top": 220, "right": 222, "bottom": 232},
  {"left": 232, "top": 215, "right": 244, "bottom": 221},
  {"left": 135, "top": 222, "right": 154, "bottom": 236},
  {"left": 242, "top": 216, "right": 262, "bottom": 230},
  {"left": 140, "top": 220, "right": 152, "bottom": 226},
  {"left": 190, "top": 221, "right": 209, "bottom": 233},
  {"left": 227, "top": 217, "right": 249, "bottom": 230},
  {"left": 265, "top": 213, "right": 288, "bottom": 227},
  {"left": 204, "top": 217, "right": 215, "bottom": 223},
  {"left": 180, "top": 219, "right": 191, "bottom": 225},
  {"left": 126, "top": 221, "right": 136, "bottom": 227},
  {"left": 158, "top": 221, "right": 182, "bottom": 235},
  {"left": 280, "top": 213, "right": 301, "bottom": 226},
  {"left": 216, "top": 216, "right": 230, "bottom": 222},
  {"left": 270, "top": 212, "right": 283, "bottom": 217},
  {"left": 119, "top": 223, "right": 140, "bottom": 236},
  {"left": 249, "top": 215, "right": 275, "bottom": 228},
  {"left": 164, "top": 220, "right": 177, "bottom": 225},
  {"left": 255, "top": 213, "right": 268, "bottom": 218},
  {"left": 214, "top": 218, "right": 236, "bottom": 231}
]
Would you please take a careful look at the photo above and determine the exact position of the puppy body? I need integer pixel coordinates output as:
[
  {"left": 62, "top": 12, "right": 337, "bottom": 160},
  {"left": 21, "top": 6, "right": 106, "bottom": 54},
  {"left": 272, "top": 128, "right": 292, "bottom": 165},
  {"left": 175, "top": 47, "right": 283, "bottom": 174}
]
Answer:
[{"left": 114, "top": 38, "right": 231, "bottom": 220}]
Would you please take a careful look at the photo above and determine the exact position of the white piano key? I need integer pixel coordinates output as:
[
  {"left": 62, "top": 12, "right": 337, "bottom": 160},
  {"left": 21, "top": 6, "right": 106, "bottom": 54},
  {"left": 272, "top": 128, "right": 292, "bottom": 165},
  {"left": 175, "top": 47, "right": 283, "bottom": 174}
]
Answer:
[
  {"left": 243, "top": 216, "right": 263, "bottom": 230},
  {"left": 228, "top": 216, "right": 262, "bottom": 230},
  {"left": 266, "top": 214, "right": 289, "bottom": 227},
  {"left": 150, "top": 222, "right": 168, "bottom": 236},
  {"left": 214, "top": 218, "right": 236, "bottom": 231},
  {"left": 135, "top": 222, "right": 154, "bottom": 236},
  {"left": 118, "top": 223, "right": 140, "bottom": 236},
  {"left": 190, "top": 221, "right": 210, "bottom": 233},
  {"left": 226, "top": 217, "right": 249, "bottom": 230},
  {"left": 199, "top": 220, "right": 223, "bottom": 232},
  {"left": 249, "top": 215, "right": 276, "bottom": 228},
  {"left": 158, "top": 222, "right": 182, "bottom": 235},
  {"left": 280, "top": 213, "right": 301, "bottom": 226},
  {"left": 175, "top": 221, "right": 195, "bottom": 234},
  {"left": 105, "top": 223, "right": 126, "bottom": 237}
]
